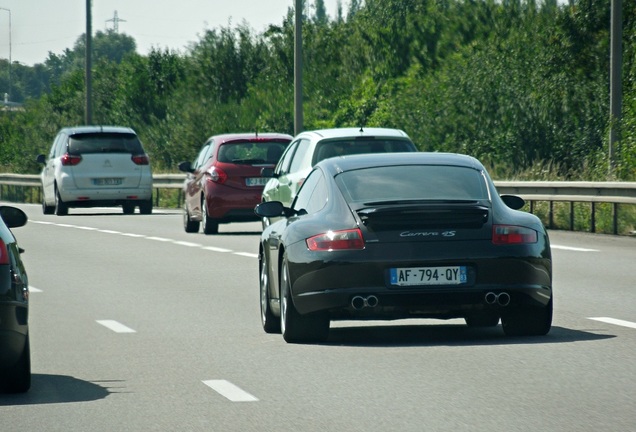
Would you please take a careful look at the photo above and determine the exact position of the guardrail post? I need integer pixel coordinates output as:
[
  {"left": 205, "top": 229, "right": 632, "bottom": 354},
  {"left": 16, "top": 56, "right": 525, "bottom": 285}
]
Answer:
[
  {"left": 570, "top": 202, "right": 575, "bottom": 231},
  {"left": 591, "top": 202, "right": 596, "bottom": 233},
  {"left": 613, "top": 203, "right": 619, "bottom": 235},
  {"left": 549, "top": 201, "right": 554, "bottom": 229}
]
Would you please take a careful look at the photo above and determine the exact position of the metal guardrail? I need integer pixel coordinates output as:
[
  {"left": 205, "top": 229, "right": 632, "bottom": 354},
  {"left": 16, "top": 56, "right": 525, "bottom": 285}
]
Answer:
[{"left": 1, "top": 174, "right": 635, "bottom": 235}]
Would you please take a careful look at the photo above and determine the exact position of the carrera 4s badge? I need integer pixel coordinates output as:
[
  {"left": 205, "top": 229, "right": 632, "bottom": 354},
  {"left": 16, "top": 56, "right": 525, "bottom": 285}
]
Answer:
[{"left": 400, "top": 230, "right": 456, "bottom": 238}]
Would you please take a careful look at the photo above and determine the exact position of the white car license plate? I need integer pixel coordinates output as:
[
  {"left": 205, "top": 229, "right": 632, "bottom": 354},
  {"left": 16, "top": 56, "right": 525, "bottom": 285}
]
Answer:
[
  {"left": 246, "top": 177, "right": 268, "bottom": 186},
  {"left": 390, "top": 266, "right": 467, "bottom": 286},
  {"left": 93, "top": 178, "right": 122, "bottom": 186}
]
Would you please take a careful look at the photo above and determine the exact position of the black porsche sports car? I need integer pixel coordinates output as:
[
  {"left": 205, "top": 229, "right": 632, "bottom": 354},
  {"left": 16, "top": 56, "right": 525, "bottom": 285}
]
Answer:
[{"left": 255, "top": 153, "right": 553, "bottom": 343}]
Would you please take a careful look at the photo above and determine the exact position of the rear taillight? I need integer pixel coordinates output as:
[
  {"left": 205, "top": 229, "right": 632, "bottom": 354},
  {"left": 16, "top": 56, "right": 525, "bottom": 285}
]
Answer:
[
  {"left": 207, "top": 167, "right": 228, "bottom": 184},
  {"left": 492, "top": 225, "right": 538, "bottom": 245},
  {"left": 60, "top": 153, "right": 82, "bottom": 166},
  {"left": 132, "top": 154, "right": 150, "bottom": 165},
  {"left": 0, "top": 240, "right": 8, "bottom": 265},
  {"left": 306, "top": 228, "right": 365, "bottom": 251}
]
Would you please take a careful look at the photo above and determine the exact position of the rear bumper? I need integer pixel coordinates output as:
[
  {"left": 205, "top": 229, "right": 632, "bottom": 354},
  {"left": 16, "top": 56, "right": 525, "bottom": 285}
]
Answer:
[
  {"left": 293, "top": 283, "right": 552, "bottom": 319},
  {"left": 0, "top": 303, "right": 28, "bottom": 368},
  {"left": 204, "top": 186, "right": 263, "bottom": 221}
]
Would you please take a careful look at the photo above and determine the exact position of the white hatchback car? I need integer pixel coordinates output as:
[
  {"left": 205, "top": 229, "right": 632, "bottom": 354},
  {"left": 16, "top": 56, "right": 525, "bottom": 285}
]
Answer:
[
  {"left": 261, "top": 127, "right": 417, "bottom": 215},
  {"left": 36, "top": 126, "right": 153, "bottom": 215}
]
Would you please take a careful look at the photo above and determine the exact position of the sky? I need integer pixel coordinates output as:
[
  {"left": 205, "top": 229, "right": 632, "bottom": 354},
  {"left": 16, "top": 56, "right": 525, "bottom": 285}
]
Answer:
[{"left": 0, "top": 0, "right": 342, "bottom": 66}]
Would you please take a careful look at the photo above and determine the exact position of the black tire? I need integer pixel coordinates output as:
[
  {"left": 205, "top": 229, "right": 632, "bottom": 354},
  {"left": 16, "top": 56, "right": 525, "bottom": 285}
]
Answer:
[
  {"left": 42, "top": 196, "right": 55, "bottom": 215},
  {"left": 202, "top": 201, "right": 219, "bottom": 235},
  {"left": 280, "top": 256, "right": 329, "bottom": 343},
  {"left": 260, "top": 249, "right": 281, "bottom": 334},
  {"left": 122, "top": 202, "right": 135, "bottom": 214},
  {"left": 465, "top": 313, "right": 500, "bottom": 327},
  {"left": 139, "top": 200, "right": 153, "bottom": 215},
  {"left": 1, "top": 334, "right": 31, "bottom": 393},
  {"left": 54, "top": 189, "right": 68, "bottom": 216},
  {"left": 183, "top": 207, "right": 200, "bottom": 233},
  {"left": 502, "top": 297, "right": 553, "bottom": 337}
]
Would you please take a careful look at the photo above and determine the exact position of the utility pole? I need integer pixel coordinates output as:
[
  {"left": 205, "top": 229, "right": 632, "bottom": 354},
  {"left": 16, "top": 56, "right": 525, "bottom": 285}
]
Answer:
[
  {"left": 85, "top": 0, "right": 93, "bottom": 124},
  {"left": 609, "top": 0, "right": 622, "bottom": 176},
  {"left": 0, "top": 8, "right": 11, "bottom": 102},
  {"left": 294, "top": 0, "right": 303, "bottom": 135}
]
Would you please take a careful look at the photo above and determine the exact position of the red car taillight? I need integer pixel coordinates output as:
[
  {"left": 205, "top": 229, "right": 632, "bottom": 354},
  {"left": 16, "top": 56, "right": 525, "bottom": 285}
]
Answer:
[
  {"left": 492, "top": 225, "right": 538, "bottom": 245},
  {"left": 207, "top": 166, "right": 228, "bottom": 184},
  {"left": 306, "top": 228, "right": 365, "bottom": 251},
  {"left": 131, "top": 154, "right": 150, "bottom": 165},
  {"left": 0, "top": 240, "right": 8, "bottom": 265},
  {"left": 60, "top": 153, "right": 82, "bottom": 166}
]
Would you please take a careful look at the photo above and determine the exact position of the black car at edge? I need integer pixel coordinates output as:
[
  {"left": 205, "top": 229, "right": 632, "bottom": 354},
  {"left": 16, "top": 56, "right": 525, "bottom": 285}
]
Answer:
[
  {"left": 255, "top": 153, "right": 553, "bottom": 343},
  {"left": 0, "top": 206, "right": 30, "bottom": 392}
]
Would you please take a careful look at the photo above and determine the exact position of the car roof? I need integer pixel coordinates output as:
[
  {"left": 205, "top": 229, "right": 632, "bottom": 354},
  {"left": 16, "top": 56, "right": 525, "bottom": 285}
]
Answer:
[
  {"left": 61, "top": 125, "right": 137, "bottom": 135},
  {"left": 207, "top": 132, "right": 294, "bottom": 143},
  {"left": 298, "top": 127, "right": 410, "bottom": 141},
  {"left": 318, "top": 152, "right": 485, "bottom": 174}
]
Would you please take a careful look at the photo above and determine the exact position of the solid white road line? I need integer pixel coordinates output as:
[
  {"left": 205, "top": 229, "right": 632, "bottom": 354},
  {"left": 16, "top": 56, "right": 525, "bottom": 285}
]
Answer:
[
  {"left": 29, "top": 287, "right": 43, "bottom": 293},
  {"left": 202, "top": 380, "right": 258, "bottom": 402},
  {"left": 202, "top": 246, "right": 232, "bottom": 253},
  {"left": 96, "top": 320, "right": 137, "bottom": 333},
  {"left": 589, "top": 317, "right": 636, "bottom": 330},
  {"left": 233, "top": 252, "right": 258, "bottom": 258}
]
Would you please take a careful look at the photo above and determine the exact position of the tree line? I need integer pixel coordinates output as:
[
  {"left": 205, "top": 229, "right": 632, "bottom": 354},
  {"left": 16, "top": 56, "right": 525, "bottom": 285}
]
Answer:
[{"left": 0, "top": 0, "right": 634, "bottom": 180}]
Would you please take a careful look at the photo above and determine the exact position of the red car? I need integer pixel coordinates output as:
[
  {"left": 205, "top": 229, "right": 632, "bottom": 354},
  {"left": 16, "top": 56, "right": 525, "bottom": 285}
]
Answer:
[{"left": 178, "top": 133, "right": 293, "bottom": 234}]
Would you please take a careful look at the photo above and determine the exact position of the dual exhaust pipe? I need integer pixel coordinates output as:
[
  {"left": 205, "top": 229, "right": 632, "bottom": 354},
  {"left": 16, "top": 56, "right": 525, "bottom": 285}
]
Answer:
[
  {"left": 351, "top": 295, "right": 379, "bottom": 310},
  {"left": 485, "top": 292, "right": 510, "bottom": 307}
]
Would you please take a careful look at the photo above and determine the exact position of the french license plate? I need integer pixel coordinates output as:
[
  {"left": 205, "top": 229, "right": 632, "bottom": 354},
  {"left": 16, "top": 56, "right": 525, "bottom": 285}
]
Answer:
[
  {"left": 390, "top": 266, "right": 467, "bottom": 286},
  {"left": 93, "top": 178, "right": 122, "bottom": 186},
  {"left": 246, "top": 177, "right": 268, "bottom": 186}
]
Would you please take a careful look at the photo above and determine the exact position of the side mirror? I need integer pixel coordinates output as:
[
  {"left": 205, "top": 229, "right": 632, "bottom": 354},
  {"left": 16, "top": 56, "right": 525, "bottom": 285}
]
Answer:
[
  {"left": 500, "top": 194, "right": 525, "bottom": 210},
  {"left": 0, "top": 206, "right": 28, "bottom": 228},
  {"left": 178, "top": 161, "right": 194, "bottom": 173},
  {"left": 36, "top": 154, "right": 46, "bottom": 164},
  {"left": 254, "top": 201, "right": 286, "bottom": 218},
  {"left": 260, "top": 167, "right": 275, "bottom": 178}
]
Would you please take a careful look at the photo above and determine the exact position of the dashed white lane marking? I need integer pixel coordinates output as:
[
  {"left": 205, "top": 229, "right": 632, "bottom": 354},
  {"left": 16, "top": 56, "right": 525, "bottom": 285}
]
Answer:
[
  {"left": 551, "top": 244, "right": 599, "bottom": 252},
  {"left": 233, "top": 252, "right": 258, "bottom": 258},
  {"left": 589, "top": 317, "right": 636, "bottom": 330},
  {"left": 202, "top": 380, "right": 258, "bottom": 402},
  {"left": 31, "top": 220, "right": 259, "bottom": 258},
  {"left": 96, "top": 320, "right": 136, "bottom": 333},
  {"left": 29, "top": 287, "right": 42, "bottom": 293}
]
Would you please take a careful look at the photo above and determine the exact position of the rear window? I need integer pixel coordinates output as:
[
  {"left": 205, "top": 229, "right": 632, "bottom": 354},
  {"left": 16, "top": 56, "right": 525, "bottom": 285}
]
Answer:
[
  {"left": 218, "top": 141, "right": 289, "bottom": 164},
  {"left": 68, "top": 133, "right": 144, "bottom": 155},
  {"left": 335, "top": 165, "right": 489, "bottom": 204},
  {"left": 313, "top": 139, "right": 415, "bottom": 164}
]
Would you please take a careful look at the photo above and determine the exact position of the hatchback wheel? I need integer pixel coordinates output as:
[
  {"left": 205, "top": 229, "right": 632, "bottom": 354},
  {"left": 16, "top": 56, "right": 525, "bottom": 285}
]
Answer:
[
  {"left": 1, "top": 334, "right": 31, "bottom": 393},
  {"left": 42, "top": 196, "right": 55, "bottom": 215},
  {"left": 183, "top": 207, "right": 200, "bottom": 233},
  {"left": 54, "top": 189, "right": 68, "bottom": 216},
  {"left": 280, "top": 257, "right": 329, "bottom": 343},
  {"left": 260, "top": 250, "right": 281, "bottom": 334},
  {"left": 202, "top": 202, "right": 219, "bottom": 235},
  {"left": 122, "top": 203, "right": 135, "bottom": 214},
  {"left": 139, "top": 200, "right": 153, "bottom": 215},
  {"left": 502, "top": 297, "right": 553, "bottom": 336}
]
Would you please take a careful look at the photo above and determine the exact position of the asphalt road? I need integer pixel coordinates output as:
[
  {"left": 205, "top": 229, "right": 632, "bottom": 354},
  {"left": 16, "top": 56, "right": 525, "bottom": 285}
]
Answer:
[{"left": 1, "top": 203, "right": 635, "bottom": 432}]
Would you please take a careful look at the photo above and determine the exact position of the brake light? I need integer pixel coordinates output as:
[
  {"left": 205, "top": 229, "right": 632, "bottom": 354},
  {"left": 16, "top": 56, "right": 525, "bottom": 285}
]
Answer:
[
  {"left": 132, "top": 154, "right": 150, "bottom": 165},
  {"left": 0, "top": 240, "right": 8, "bottom": 265},
  {"left": 207, "top": 166, "right": 228, "bottom": 184},
  {"left": 306, "top": 228, "right": 365, "bottom": 251},
  {"left": 60, "top": 153, "right": 82, "bottom": 166},
  {"left": 492, "top": 225, "right": 537, "bottom": 244}
]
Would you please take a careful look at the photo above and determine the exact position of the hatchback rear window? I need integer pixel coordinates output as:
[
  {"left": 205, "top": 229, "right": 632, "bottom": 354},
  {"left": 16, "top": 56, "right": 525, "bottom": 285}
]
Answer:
[
  {"left": 68, "top": 133, "right": 144, "bottom": 155},
  {"left": 313, "top": 139, "right": 415, "bottom": 164},
  {"left": 218, "top": 142, "right": 289, "bottom": 164},
  {"left": 335, "top": 165, "right": 490, "bottom": 204}
]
